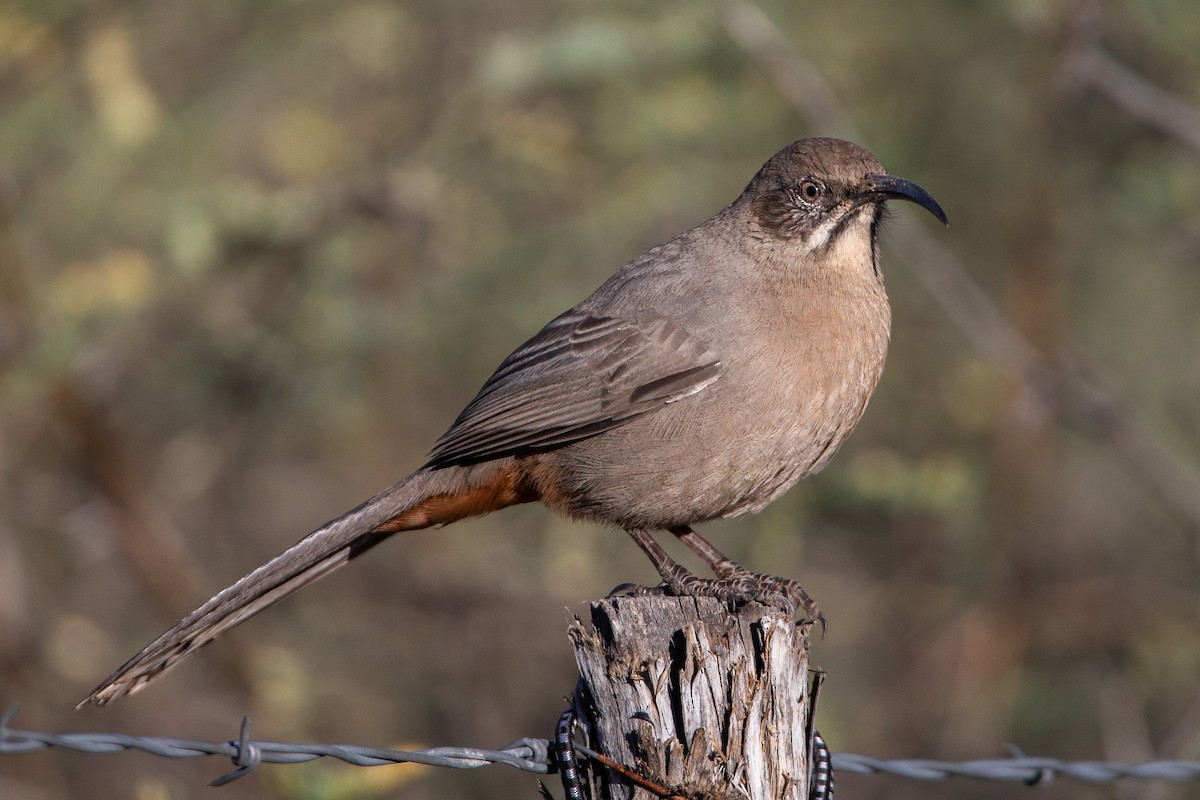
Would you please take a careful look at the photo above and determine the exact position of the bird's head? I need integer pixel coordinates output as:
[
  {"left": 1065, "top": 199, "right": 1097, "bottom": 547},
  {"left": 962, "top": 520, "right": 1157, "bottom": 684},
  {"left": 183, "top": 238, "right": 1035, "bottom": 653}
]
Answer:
[{"left": 746, "top": 138, "right": 947, "bottom": 255}]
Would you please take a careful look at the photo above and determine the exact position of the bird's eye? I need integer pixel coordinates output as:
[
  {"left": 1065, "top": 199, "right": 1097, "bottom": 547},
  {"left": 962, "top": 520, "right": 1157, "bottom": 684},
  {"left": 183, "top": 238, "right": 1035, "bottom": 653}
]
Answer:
[{"left": 798, "top": 180, "right": 823, "bottom": 203}]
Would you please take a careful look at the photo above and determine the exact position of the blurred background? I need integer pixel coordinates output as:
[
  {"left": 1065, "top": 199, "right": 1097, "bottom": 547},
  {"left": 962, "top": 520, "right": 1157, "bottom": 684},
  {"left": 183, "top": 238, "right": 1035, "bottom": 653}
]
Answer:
[{"left": 2, "top": 1, "right": 1199, "bottom": 798}]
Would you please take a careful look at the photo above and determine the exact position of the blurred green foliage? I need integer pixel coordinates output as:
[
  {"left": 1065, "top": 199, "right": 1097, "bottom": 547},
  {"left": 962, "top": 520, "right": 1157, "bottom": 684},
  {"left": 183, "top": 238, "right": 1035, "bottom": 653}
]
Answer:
[{"left": 1, "top": 1, "right": 1199, "bottom": 798}]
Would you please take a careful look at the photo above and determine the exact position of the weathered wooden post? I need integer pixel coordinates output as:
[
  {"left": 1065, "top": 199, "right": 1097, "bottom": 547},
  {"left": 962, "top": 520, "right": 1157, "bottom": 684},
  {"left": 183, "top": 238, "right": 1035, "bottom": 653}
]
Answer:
[{"left": 565, "top": 596, "right": 816, "bottom": 799}]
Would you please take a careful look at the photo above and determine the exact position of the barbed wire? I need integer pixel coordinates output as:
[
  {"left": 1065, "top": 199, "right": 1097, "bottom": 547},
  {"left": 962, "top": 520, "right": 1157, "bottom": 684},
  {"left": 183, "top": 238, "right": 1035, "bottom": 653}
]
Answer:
[
  {"left": 3, "top": 704, "right": 1198, "bottom": 789},
  {"left": 830, "top": 752, "right": 1200, "bottom": 784},
  {"left": 0, "top": 704, "right": 549, "bottom": 787}
]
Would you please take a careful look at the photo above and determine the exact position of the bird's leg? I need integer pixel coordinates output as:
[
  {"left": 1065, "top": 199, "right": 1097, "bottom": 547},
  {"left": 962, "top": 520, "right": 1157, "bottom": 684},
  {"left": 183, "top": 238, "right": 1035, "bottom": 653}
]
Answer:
[
  {"left": 618, "top": 527, "right": 707, "bottom": 596},
  {"left": 669, "top": 525, "right": 826, "bottom": 630}
]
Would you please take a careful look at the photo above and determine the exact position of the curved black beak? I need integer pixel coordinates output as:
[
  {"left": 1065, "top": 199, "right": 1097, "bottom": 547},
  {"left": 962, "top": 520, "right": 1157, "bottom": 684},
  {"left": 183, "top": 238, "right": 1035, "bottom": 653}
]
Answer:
[{"left": 866, "top": 174, "right": 948, "bottom": 226}]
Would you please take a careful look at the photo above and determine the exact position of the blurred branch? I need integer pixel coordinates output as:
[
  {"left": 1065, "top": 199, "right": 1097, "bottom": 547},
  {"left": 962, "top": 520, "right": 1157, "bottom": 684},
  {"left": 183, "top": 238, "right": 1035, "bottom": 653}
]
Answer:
[
  {"left": 51, "top": 380, "right": 254, "bottom": 697},
  {"left": 1063, "top": 0, "right": 1200, "bottom": 156},
  {"left": 1160, "top": 684, "right": 1200, "bottom": 763},
  {"left": 718, "top": 1, "right": 857, "bottom": 140},
  {"left": 1098, "top": 669, "right": 1173, "bottom": 800},
  {"left": 53, "top": 381, "right": 206, "bottom": 621},
  {"left": 719, "top": 0, "right": 1200, "bottom": 534}
]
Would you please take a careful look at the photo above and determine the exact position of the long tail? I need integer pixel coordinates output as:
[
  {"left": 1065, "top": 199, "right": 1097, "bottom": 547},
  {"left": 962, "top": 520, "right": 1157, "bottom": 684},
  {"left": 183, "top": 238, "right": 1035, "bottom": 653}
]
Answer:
[{"left": 81, "top": 462, "right": 529, "bottom": 707}]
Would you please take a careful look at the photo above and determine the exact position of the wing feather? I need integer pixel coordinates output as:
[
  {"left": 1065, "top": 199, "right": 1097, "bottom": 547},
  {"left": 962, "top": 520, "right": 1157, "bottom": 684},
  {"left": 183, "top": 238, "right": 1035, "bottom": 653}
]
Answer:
[{"left": 425, "top": 312, "right": 721, "bottom": 467}]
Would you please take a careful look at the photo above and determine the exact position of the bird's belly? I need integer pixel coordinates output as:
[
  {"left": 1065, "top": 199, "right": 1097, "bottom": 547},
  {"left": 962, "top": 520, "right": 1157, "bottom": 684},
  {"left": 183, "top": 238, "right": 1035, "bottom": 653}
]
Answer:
[{"left": 540, "top": 360, "right": 878, "bottom": 529}]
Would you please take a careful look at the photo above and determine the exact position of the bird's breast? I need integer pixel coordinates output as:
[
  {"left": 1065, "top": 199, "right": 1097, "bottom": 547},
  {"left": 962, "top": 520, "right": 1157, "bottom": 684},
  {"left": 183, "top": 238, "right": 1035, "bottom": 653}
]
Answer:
[{"left": 707, "top": 279, "right": 891, "bottom": 514}]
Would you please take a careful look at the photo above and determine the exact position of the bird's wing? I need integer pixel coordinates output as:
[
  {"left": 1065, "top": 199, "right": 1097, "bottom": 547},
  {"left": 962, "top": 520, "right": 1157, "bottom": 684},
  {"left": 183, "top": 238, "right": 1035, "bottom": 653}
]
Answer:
[{"left": 426, "top": 311, "right": 722, "bottom": 467}]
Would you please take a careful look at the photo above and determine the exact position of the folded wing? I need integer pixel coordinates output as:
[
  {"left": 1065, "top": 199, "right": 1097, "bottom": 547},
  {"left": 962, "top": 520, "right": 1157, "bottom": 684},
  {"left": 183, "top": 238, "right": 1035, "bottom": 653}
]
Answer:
[{"left": 426, "top": 312, "right": 722, "bottom": 467}]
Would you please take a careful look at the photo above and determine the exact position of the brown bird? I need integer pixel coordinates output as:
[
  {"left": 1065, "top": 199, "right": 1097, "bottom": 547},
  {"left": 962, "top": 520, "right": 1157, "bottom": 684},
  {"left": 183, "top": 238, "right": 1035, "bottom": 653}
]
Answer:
[{"left": 82, "top": 137, "right": 946, "bottom": 707}]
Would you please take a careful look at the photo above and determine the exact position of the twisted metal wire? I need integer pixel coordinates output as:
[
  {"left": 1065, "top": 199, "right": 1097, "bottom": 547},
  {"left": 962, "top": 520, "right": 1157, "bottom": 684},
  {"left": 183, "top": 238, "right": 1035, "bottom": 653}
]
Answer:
[
  {"left": 810, "top": 730, "right": 835, "bottom": 800},
  {"left": 555, "top": 709, "right": 585, "bottom": 800},
  {"left": 830, "top": 752, "right": 1200, "bottom": 785},
  {"left": 3, "top": 704, "right": 1198, "bottom": 788},
  {"left": 0, "top": 704, "right": 548, "bottom": 787}
]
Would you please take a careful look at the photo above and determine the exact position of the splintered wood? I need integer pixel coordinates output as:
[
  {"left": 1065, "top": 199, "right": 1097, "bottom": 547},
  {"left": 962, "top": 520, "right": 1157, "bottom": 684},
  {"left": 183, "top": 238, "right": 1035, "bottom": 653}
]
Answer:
[{"left": 567, "top": 597, "right": 813, "bottom": 800}]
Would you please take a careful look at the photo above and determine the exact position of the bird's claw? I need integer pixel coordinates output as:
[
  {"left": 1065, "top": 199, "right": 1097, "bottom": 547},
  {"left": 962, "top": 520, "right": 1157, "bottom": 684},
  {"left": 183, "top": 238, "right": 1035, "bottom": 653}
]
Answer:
[
  {"left": 662, "top": 569, "right": 826, "bottom": 632},
  {"left": 606, "top": 582, "right": 670, "bottom": 599}
]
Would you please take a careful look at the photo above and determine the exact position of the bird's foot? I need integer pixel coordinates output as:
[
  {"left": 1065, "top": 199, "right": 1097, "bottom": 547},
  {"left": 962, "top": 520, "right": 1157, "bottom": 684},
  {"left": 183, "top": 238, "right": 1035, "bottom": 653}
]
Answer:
[
  {"left": 666, "top": 567, "right": 826, "bottom": 633},
  {"left": 607, "top": 573, "right": 825, "bottom": 632}
]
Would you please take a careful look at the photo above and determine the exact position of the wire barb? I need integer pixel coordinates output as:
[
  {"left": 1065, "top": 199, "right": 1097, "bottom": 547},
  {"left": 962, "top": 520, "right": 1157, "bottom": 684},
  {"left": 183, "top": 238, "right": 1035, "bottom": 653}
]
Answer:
[{"left": 210, "top": 717, "right": 262, "bottom": 787}]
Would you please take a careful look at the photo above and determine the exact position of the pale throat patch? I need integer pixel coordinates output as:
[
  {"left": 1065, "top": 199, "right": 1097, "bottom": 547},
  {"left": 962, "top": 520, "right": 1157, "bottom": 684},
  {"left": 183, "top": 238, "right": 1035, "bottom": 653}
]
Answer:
[{"left": 806, "top": 203, "right": 875, "bottom": 251}]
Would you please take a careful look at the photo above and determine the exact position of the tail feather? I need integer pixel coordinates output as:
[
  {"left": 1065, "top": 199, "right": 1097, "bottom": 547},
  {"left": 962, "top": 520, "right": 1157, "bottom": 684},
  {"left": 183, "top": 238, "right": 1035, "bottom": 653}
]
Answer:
[{"left": 80, "top": 470, "right": 440, "bottom": 708}]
